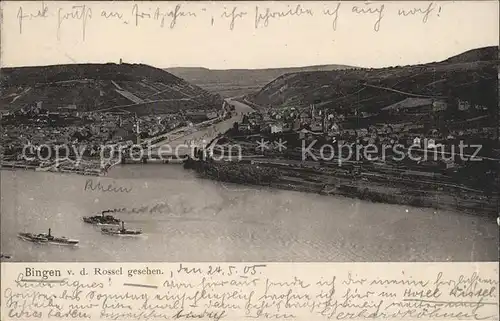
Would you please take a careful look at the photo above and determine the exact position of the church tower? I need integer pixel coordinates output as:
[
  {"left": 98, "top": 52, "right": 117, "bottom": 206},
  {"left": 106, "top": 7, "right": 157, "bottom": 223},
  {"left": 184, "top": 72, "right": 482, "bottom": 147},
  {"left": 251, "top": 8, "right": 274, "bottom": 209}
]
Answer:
[{"left": 135, "top": 113, "right": 141, "bottom": 145}]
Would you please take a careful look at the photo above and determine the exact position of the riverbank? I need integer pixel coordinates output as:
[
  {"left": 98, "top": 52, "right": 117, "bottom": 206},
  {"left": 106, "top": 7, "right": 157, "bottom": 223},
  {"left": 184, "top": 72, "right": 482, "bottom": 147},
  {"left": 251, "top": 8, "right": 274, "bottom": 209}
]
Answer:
[
  {"left": 2, "top": 165, "right": 498, "bottom": 262},
  {"left": 2, "top": 156, "right": 496, "bottom": 216},
  {"left": 1, "top": 160, "right": 105, "bottom": 176},
  {"left": 184, "top": 158, "right": 498, "bottom": 217}
]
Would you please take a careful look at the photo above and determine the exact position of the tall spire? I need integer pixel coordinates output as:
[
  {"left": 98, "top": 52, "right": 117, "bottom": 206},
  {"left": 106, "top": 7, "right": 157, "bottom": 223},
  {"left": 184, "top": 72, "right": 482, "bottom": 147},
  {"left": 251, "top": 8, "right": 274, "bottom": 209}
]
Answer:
[{"left": 135, "top": 113, "right": 141, "bottom": 144}]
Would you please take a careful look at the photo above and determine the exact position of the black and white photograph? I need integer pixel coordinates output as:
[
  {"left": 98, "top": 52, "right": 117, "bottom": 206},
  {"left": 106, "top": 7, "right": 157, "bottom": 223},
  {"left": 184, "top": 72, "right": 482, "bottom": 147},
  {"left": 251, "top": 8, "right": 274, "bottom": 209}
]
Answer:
[{"left": 1, "top": 0, "right": 499, "bottom": 263}]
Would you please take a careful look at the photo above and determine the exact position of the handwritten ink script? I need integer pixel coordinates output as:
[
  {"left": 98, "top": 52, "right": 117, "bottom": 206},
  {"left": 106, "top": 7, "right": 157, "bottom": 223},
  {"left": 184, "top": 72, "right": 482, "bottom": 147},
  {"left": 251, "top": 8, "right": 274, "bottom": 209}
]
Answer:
[
  {"left": 101, "top": 198, "right": 194, "bottom": 216},
  {"left": 2, "top": 263, "right": 498, "bottom": 320},
  {"left": 12, "top": 2, "right": 444, "bottom": 40},
  {"left": 84, "top": 179, "right": 133, "bottom": 193}
]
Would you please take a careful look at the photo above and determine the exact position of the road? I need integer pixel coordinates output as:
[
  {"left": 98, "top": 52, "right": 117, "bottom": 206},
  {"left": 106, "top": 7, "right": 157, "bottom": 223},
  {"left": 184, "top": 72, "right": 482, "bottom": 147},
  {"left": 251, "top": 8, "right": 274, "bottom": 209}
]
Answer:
[{"left": 152, "top": 98, "right": 254, "bottom": 157}]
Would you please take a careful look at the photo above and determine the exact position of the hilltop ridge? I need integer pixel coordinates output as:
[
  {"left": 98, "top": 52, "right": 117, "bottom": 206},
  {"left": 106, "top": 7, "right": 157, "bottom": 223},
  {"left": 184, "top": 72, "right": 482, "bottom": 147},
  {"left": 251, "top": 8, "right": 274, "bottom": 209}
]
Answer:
[
  {"left": 165, "top": 64, "right": 353, "bottom": 97},
  {"left": 246, "top": 46, "right": 498, "bottom": 117},
  {"left": 441, "top": 46, "right": 498, "bottom": 64},
  {"left": 1, "top": 63, "right": 223, "bottom": 115}
]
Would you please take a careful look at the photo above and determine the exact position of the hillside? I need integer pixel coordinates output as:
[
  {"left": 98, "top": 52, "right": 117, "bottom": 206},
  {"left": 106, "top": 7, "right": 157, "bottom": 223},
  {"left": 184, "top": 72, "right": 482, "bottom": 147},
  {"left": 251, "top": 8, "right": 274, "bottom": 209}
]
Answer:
[
  {"left": 165, "top": 64, "right": 353, "bottom": 97},
  {"left": 1, "top": 63, "right": 223, "bottom": 116},
  {"left": 246, "top": 46, "right": 498, "bottom": 121},
  {"left": 443, "top": 46, "right": 498, "bottom": 64}
]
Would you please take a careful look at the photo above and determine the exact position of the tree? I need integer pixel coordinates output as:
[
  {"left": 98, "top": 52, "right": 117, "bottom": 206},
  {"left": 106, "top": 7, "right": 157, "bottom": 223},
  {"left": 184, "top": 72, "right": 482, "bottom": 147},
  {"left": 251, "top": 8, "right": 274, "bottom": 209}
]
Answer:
[
  {"left": 477, "top": 76, "right": 497, "bottom": 120},
  {"left": 232, "top": 122, "right": 239, "bottom": 135},
  {"left": 443, "top": 81, "right": 459, "bottom": 120}
]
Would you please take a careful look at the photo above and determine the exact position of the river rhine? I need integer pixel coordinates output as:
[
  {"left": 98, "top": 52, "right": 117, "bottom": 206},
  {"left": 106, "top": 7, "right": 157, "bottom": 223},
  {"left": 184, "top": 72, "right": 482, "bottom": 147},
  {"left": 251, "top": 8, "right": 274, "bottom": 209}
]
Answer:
[{"left": 1, "top": 165, "right": 498, "bottom": 262}]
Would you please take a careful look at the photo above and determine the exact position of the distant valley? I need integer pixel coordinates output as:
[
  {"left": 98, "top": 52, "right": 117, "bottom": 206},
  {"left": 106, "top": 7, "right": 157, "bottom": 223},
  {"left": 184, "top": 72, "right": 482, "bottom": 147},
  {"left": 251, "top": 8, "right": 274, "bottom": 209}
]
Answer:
[{"left": 165, "top": 64, "right": 353, "bottom": 98}]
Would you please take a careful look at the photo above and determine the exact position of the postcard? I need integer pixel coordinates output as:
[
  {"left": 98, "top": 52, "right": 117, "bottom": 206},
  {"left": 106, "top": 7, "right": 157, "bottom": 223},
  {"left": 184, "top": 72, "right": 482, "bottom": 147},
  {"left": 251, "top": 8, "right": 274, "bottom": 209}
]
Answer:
[{"left": 1, "top": 1, "right": 498, "bottom": 320}]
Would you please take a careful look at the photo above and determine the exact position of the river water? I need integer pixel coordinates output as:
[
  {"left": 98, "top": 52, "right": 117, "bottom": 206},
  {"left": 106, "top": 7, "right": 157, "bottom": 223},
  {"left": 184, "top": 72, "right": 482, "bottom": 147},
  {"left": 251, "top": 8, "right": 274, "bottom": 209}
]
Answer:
[{"left": 1, "top": 165, "right": 498, "bottom": 262}]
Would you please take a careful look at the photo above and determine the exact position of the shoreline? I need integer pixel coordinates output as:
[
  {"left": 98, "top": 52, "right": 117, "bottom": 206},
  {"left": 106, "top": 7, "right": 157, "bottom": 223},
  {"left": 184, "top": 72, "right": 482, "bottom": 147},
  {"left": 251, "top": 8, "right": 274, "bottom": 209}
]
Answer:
[
  {"left": 2, "top": 162, "right": 498, "bottom": 262},
  {"left": 184, "top": 159, "right": 498, "bottom": 218},
  {"left": 0, "top": 161, "right": 105, "bottom": 176},
  {"left": 3, "top": 159, "right": 497, "bottom": 218}
]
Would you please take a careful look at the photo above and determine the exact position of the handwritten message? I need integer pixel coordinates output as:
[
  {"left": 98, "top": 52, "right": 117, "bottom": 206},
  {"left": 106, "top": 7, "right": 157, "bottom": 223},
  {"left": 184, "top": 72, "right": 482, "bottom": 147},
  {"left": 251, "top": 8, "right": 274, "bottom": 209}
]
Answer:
[
  {"left": 2, "top": 263, "right": 498, "bottom": 320},
  {"left": 84, "top": 179, "right": 133, "bottom": 194},
  {"left": 13, "top": 2, "right": 444, "bottom": 41}
]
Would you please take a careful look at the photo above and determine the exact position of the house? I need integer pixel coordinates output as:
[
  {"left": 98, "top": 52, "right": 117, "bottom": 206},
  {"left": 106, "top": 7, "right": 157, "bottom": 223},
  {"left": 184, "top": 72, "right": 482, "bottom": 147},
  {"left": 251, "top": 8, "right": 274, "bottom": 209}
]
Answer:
[
  {"left": 59, "top": 104, "right": 77, "bottom": 110},
  {"left": 238, "top": 123, "right": 251, "bottom": 131},
  {"left": 474, "top": 104, "right": 488, "bottom": 111},
  {"left": 327, "top": 122, "right": 340, "bottom": 135},
  {"left": 458, "top": 100, "right": 470, "bottom": 111},
  {"left": 299, "top": 128, "right": 309, "bottom": 140},
  {"left": 113, "top": 128, "right": 129, "bottom": 141},
  {"left": 310, "top": 121, "right": 322, "bottom": 132},
  {"left": 299, "top": 112, "right": 311, "bottom": 124},
  {"left": 343, "top": 129, "right": 357, "bottom": 137},
  {"left": 382, "top": 98, "right": 435, "bottom": 114},
  {"left": 432, "top": 101, "right": 447, "bottom": 112},
  {"left": 426, "top": 139, "right": 437, "bottom": 148},
  {"left": 207, "top": 111, "right": 218, "bottom": 119},
  {"left": 186, "top": 111, "right": 208, "bottom": 122},
  {"left": 443, "top": 158, "right": 457, "bottom": 169},
  {"left": 271, "top": 123, "right": 283, "bottom": 133}
]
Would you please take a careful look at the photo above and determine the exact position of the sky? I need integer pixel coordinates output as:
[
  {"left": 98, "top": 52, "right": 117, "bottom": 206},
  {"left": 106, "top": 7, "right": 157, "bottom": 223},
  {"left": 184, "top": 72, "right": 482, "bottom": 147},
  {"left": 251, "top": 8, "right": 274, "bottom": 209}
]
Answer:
[{"left": 1, "top": 1, "right": 498, "bottom": 69}]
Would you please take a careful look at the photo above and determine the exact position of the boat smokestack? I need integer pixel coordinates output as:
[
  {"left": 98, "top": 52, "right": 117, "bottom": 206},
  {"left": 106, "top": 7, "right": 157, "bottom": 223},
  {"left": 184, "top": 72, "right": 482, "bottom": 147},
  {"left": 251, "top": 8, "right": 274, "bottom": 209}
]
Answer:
[
  {"left": 121, "top": 221, "right": 124, "bottom": 230},
  {"left": 48, "top": 228, "right": 51, "bottom": 237}
]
